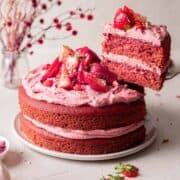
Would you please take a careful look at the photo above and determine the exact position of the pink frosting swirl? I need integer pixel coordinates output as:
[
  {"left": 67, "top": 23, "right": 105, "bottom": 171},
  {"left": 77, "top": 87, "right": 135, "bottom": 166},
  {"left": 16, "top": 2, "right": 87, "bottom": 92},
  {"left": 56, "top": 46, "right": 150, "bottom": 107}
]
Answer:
[{"left": 22, "top": 65, "right": 142, "bottom": 107}]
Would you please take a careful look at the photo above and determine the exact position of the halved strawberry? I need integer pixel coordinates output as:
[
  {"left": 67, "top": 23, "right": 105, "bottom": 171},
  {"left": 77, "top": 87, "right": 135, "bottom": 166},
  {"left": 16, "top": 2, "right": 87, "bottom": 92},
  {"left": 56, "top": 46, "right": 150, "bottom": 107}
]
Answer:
[
  {"left": 65, "top": 55, "right": 80, "bottom": 75},
  {"left": 58, "top": 64, "right": 72, "bottom": 89},
  {"left": 41, "top": 57, "right": 61, "bottom": 82},
  {"left": 43, "top": 79, "right": 54, "bottom": 87},
  {"left": 77, "top": 70, "right": 86, "bottom": 84},
  {"left": 84, "top": 72, "right": 108, "bottom": 92},
  {"left": 134, "top": 20, "right": 145, "bottom": 30},
  {"left": 42, "top": 64, "right": 51, "bottom": 70},
  {"left": 114, "top": 6, "right": 146, "bottom": 31},
  {"left": 76, "top": 47, "right": 100, "bottom": 62},
  {"left": 90, "top": 63, "right": 117, "bottom": 84},
  {"left": 123, "top": 6, "right": 146, "bottom": 30},
  {"left": 123, "top": 6, "right": 135, "bottom": 22},
  {"left": 76, "top": 47, "right": 100, "bottom": 71},
  {"left": 59, "top": 45, "right": 75, "bottom": 62},
  {"left": 73, "top": 84, "right": 83, "bottom": 91},
  {"left": 59, "top": 45, "right": 80, "bottom": 78},
  {"left": 113, "top": 8, "right": 132, "bottom": 30},
  {"left": 115, "top": 163, "right": 139, "bottom": 178}
]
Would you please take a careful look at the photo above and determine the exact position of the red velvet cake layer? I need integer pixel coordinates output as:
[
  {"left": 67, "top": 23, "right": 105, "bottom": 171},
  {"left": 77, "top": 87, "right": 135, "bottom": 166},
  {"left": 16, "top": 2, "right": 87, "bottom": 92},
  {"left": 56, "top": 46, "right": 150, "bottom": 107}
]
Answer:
[
  {"left": 19, "top": 86, "right": 146, "bottom": 130},
  {"left": 20, "top": 115, "right": 146, "bottom": 155},
  {"left": 102, "top": 33, "right": 171, "bottom": 68},
  {"left": 102, "top": 59, "right": 167, "bottom": 90}
]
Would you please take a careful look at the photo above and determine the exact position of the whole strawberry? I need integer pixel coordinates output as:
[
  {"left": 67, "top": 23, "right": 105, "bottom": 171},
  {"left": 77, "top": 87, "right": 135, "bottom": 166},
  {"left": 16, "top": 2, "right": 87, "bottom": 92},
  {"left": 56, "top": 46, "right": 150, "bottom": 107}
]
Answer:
[
  {"left": 113, "top": 6, "right": 146, "bottom": 31},
  {"left": 115, "top": 163, "right": 139, "bottom": 178},
  {"left": 113, "top": 8, "right": 132, "bottom": 31}
]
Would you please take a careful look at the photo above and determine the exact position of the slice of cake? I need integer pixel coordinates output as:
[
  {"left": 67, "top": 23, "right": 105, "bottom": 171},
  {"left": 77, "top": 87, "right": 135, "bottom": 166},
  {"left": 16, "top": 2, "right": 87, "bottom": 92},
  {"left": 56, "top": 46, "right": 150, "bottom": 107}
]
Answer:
[
  {"left": 102, "top": 6, "right": 171, "bottom": 90},
  {"left": 19, "top": 46, "right": 146, "bottom": 155}
]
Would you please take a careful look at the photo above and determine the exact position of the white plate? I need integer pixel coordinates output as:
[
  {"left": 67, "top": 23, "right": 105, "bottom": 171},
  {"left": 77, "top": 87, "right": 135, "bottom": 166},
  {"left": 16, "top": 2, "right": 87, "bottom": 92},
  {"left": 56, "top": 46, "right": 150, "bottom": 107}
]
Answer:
[{"left": 14, "top": 114, "right": 157, "bottom": 161}]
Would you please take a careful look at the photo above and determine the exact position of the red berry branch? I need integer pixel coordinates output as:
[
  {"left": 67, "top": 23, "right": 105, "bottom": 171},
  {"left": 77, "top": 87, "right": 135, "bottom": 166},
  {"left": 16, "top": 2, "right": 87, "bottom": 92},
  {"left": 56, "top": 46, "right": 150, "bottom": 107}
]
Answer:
[{"left": 0, "top": 0, "right": 94, "bottom": 55}]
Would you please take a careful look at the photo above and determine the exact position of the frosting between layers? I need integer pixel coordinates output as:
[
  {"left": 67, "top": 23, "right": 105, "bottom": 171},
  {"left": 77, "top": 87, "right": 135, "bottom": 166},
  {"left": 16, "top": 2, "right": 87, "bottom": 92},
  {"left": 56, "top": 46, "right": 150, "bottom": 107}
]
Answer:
[
  {"left": 104, "top": 23, "right": 168, "bottom": 46},
  {"left": 24, "top": 114, "right": 144, "bottom": 139},
  {"left": 103, "top": 52, "right": 169, "bottom": 75},
  {"left": 22, "top": 66, "right": 142, "bottom": 107}
]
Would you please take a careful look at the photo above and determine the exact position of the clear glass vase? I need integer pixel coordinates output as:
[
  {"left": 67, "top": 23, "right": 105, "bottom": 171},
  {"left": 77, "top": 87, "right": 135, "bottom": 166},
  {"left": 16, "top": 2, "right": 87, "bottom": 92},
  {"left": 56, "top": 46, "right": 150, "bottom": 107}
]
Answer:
[{"left": 1, "top": 50, "right": 29, "bottom": 89}]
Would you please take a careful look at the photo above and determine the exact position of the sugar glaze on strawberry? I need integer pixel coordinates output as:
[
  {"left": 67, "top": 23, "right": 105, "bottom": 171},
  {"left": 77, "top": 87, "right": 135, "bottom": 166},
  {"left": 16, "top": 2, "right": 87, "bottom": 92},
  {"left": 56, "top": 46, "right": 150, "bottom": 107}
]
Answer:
[{"left": 22, "top": 46, "right": 143, "bottom": 107}]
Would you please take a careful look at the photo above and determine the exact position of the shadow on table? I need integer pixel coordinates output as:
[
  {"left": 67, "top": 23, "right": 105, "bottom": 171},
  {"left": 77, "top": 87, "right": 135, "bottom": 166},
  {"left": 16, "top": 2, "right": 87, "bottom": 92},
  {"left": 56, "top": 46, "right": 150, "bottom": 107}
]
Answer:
[
  {"left": 3, "top": 151, "right": 23, "bottom": 168},
  {"left": 166, "top": 59, "right": 180, "bottom": 80}
]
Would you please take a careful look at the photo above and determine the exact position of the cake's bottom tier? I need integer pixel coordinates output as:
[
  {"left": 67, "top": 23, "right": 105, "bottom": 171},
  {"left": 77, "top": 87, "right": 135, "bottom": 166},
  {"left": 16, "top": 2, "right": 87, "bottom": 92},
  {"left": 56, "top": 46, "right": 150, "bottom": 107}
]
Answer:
[
  {"left": 102, "top": 59, "right": 167, "bottom": 90},
  {"left": 20, "top": 115, "right": 146, "bottom": 155}
]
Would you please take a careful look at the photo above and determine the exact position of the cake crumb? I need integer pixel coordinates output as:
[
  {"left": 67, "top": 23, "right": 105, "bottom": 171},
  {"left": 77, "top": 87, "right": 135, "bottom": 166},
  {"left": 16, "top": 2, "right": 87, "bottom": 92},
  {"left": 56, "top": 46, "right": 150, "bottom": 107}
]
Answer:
[
  {"left": 25, "top": 159, "right": 31, "bottom": 165},
  {"left": 162, "top": 139, "right": 169, "bottom": 144},
  {"left": 27, "top": 161, "right": 31, "bottom": 165},
  {"left": 176, "top": 95, "right": 180, "bottom": 99},
  {"left": 155, "top": 93, "right": 161, "bottom": 97}
]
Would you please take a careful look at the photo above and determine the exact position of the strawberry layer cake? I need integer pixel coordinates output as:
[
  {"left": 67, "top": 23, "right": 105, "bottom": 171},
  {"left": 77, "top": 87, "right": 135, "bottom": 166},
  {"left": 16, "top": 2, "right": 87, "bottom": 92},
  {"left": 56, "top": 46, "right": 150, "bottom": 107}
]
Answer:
[
  {"left": 19, "top": 46, "right": 146, "bottom": 155},
  {"left": 102, "top": 6, "right": 171, "bottom": 90}
]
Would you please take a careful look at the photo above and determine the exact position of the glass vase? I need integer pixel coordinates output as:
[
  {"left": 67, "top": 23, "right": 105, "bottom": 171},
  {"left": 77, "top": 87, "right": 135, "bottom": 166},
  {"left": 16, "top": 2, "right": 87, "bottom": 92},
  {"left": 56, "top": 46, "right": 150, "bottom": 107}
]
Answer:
[{"left": 1, "top": 50, "right": 29, "bottom": 89}]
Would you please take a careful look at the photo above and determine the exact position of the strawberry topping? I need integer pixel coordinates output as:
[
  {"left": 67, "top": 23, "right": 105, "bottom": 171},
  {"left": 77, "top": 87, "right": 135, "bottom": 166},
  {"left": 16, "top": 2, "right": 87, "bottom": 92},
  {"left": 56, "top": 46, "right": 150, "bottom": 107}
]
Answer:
[
  {"left": 41, "top": 57, "right": 61, "bottom": 82},
  {"left": 113, "top": 6, "right": 146, "bottom": 31},
  {"left": 58, "top": 64, "right": 72, "bottom": 89},
  {"left": 90, "top": 63, "right": 117, "bottom": 84},
  {"left": 43, "top": 79, "right": 54, "bottom": 87},
  {"left": 83, "top": 72, "right": 108, "bottom": 92},
  {"left": 114, "top": 8, "right": 133, "bottom": 31},
  {"left": 41, "top": 46, "right": 117, "bottom": 92},
  {"left": 76, "top": 46, "right": 100, "bottom": 71},
  {"left": 59, "top": 45, "right": 75, "bottom": 62}
]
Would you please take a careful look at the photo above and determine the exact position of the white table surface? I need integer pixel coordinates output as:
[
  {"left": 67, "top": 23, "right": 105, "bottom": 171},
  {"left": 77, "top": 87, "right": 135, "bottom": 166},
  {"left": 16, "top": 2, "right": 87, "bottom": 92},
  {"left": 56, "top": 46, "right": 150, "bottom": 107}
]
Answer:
[{"left": 0, "top": 0, "right": 180, "bottom": 179}]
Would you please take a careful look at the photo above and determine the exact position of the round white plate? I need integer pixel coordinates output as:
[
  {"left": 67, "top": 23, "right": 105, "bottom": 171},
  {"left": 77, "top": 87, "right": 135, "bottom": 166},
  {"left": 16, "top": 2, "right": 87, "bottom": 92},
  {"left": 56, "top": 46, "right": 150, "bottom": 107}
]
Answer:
[{"left": 14, "top": 114, "right": 157, "bottom": 161}]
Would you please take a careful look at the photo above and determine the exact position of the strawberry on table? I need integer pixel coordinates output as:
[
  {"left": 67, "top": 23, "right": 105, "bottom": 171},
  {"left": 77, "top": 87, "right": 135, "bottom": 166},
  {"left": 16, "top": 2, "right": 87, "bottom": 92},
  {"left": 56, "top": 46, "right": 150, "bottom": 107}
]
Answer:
[
  {"left": 101, "top": 174, "right": 125, "bottom": 180},
  {"left": 115, "top": 163, "right": 139, "bottom": 178}
]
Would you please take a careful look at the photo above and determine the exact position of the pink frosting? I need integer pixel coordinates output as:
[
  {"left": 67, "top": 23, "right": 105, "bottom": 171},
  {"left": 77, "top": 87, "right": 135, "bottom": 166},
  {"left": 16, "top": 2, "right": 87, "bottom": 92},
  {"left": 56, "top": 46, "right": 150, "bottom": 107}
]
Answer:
[
  {"left": 104, "top": 23, "right": 168, "bottom": 46},
  {"left": 24, "top": 114, "right": 144, "bottom": 139},
  {"left": 22, "top": 66, "right": 142, "bottom": 107},
  {"left": 103, "top": 52, "right": 169, "bottom": 75}
]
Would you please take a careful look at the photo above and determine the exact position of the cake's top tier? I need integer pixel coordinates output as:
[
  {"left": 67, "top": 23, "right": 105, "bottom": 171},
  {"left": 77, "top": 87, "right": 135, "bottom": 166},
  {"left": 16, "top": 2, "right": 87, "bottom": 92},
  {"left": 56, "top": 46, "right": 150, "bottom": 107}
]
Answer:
[
  {"left": 22, "top": 46, "right": 143, "bottom": 107},
  {"left": 104, "top": 6, "right": 169, "bottom": 46}
]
